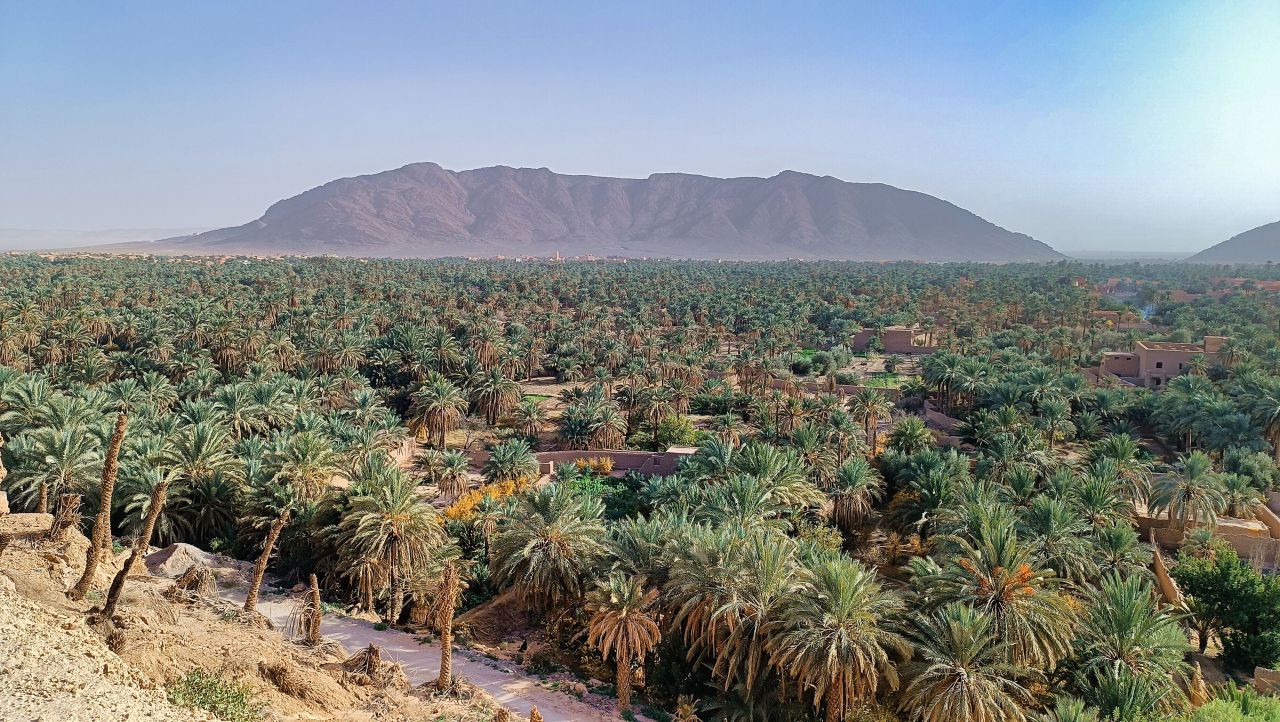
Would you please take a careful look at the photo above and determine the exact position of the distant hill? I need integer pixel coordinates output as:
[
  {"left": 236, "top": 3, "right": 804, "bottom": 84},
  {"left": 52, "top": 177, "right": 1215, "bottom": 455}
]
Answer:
[
  {"left": 102, "top": 163, "right": 1062, "bottom": 262},
  {"left": 0, "top": 227, "right": 205, "bottom": 251},
  {"left": 1187, "top": 220, "right": 1280, "bottom": 264}
]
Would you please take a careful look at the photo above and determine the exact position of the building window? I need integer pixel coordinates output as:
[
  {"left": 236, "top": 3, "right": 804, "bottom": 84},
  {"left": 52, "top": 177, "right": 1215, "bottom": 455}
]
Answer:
[
  {"left": 1155, "top": 361, "right": 1163, "bottom": 369},
  {"left": 1154, "top": 378, "right": 1161, "bottom": 386}
]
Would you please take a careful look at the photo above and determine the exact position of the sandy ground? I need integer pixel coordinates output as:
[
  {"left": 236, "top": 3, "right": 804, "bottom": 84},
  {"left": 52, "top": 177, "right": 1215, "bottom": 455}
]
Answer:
[
  {"left": 226, "top": 588, "right": 622, "bottom": 722},
  {"left": 0, "top": 581, "right": 204, "bottom": 722}
]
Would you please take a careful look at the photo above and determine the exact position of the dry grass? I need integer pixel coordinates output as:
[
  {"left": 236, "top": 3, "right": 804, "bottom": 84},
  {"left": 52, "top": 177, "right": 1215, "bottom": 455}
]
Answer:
[{"left": 341, "top": 644, "right": 408, "bottom": 689}]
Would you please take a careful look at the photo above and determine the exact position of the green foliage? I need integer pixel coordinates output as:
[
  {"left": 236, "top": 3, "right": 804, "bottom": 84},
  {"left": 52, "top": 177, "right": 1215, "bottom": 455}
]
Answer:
[
  {"left": 167, "top": 669, "right": 264, "bottom": 722},
  {"left": 651, "top": 414, "right": 699, "bottom": 450},
  {"left": 1174, "top": 543, "right": 1280, "bottom": 668}
]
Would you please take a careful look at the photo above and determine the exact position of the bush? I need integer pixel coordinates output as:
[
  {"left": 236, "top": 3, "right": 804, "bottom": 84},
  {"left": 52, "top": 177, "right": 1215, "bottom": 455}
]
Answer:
[
  {"left": 443, "top": 476, "right": 534, "bottom": 520},
  {"left": 1174, "top": 544, "right": 1280, "bottom": 668},
  {"left": 167, "top": 669, "right": 264, "bottom": 722},
  {"left": 652, "top": 415, "right": 698, "bottom": 450}
]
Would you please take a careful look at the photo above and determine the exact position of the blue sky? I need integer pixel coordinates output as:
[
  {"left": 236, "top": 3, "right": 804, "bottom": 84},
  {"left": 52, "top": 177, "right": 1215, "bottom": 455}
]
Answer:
[{"left": 2, "top": 1, "right": 1277, "bottom": 252}]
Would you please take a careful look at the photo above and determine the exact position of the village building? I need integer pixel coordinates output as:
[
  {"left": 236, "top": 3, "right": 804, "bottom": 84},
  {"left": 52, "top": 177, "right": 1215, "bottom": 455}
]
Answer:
[{"left": 1098, "top": 335, "right": 1226, "bottom": 388}]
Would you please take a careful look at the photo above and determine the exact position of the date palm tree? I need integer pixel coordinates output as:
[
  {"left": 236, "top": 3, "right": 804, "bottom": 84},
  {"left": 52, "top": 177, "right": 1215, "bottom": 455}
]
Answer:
[
  {"left": 926, "top": 521, "right": 1075, "bottom": 670},
  {"left": 827, "top": 458, "right": 884, "bottom": 536},
  {"left": 69, "top": 388, "right": 136, "bottom": 599},
  {"left": 768, "top": 557, "right": 908, "bottom": 722},
  {"left": 339, "top": 458, "right": 446, "bottom": 624},
  {"left": 898, "top": 603, "right": 1032, "bottom": 722},
  {"left": 242, "top": 478, "right": 298, "bottom": 613},
  {"left": 512, "top": 397, "right": 547, "bottom": 439},
  {"left": 468, "top": 367, "right": 521, "bottom": 425},
  {"left": 585, "top": 573, "right": 662, "bottom": 713},
  {"left": 489, "top": 483, "right": 608, "bottom": 614},
  {"left": 6, "top": 425, "right": 101, "bottom": 513},
  {"left": 267, "top": 431, "right": 343, "bottom": 500},
  {"left": 483, "top": 439, "right": 538, "bottom": 484},
  {"left": 418, "top": 448, "right": 472, "bottom": 503},
  {"left": 408, "top": 373, "right": 468, "bottom": 448},
  {"left": 1149, "top": 451, "right": 1226, "bottom": 533},
  {"left": 849, "top": 390, "right": 894, "bottom": 454},
  {"left": 887, "top": 416, "right": 934, "bottom": 456}
]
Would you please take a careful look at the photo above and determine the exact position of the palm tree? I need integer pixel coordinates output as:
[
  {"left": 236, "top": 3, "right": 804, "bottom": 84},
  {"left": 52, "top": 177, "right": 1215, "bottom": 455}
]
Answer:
[
  {"left": 468, "top": 367, "right": 521, "bottom": 425},
  {"left": 1073, "top": 573, "right": 1189, "bottom": 689},
  {"left": 927, "top": 521, "right": 1075, "bottom": 670},
  {"left": 267, "top": 431, "right": 343, "bottom": 500},
  {"left": 709, "top": 413, "right": 748, "bottom": 445},
  {"left": 242, "top": 478, "right": 297, "bottom": 613},
  {"left": 1086, "top": 434, "right": 1152, "bottom": 504},
  {"left": 432, "top": 559, "right": 465, "bottom": 688},
  {"left": 768, "top": 558, "right": 908, "bottom": 722},
  {"left": 827, "top": 458, "right": 884, "bottom": 536},
  {"left": 849, "top": 389, "right": 894, "bottom": 454},
  {"left": 103, "top": 475, "right": 171, "bottom": 618},
  {"left": 898, "top": 603, "right": 1032, "bottom": 722},
  {"left": 489, "top": 483, "right": 607, "bottom": 614},
  {"left": 407, "top": 373, "right": 468, "bottom": 448},
  {"left": 339, "top": 460, "right": 446, "bottom": 624},
  {"left": 512, "top": 397, "right": 547, "bottom": 439},
  {"left": 418, "top": 448, "right": 472, "bottom": 503},
  {"left": 6, "top": 425, "right": 101, "bottom": 513},
  {"left": 1148, "top": 451, "right": 1226, "bottom": 533},
  {"left": 1247, "top": 380, "right": 1280, "bottom": 463},
  {"left": 585, "top": 573, "right": 662, "bottom": 713},
  {"left": 483, "top": 439, "right": 538, "bottom": 484},
  {"left": 1220, "top": 473, "right": 1264, "bottom": 519},
  {"left": 887, "top": 416, "right": 934, "bottom": 456}
]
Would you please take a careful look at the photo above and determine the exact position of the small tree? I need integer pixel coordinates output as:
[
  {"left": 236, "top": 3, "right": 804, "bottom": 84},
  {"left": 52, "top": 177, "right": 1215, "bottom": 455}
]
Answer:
[{"left": 1173, "top": 541, "right": 1280, "bottom": 660}]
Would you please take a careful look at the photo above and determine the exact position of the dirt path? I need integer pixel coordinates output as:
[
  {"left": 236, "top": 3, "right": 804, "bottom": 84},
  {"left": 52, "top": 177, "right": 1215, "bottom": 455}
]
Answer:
[{"left": 226, "top": 589, "right": 621, "bottom": 722}]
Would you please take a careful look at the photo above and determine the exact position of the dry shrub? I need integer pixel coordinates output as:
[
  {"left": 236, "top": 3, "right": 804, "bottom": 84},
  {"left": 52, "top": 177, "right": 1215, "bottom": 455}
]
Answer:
[
  {"left": 46, "top": 493, "right": 82, "bottom": 542},
  {"left": 166, "top": 563, "right": 218, "bottom": 602},
  {"left": 257, "top": 659, "right": 332, "bottom": 704},
  {"left": 105, "top": 628, "right": 128, "bottom": 654},
  {"left": 341, "top": 644, "right": 407, "bottom": 689}
]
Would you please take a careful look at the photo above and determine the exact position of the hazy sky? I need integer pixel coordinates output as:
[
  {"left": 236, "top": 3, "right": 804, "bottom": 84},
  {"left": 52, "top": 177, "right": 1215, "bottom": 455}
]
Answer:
[{"left": 2, "top": 1, "right": 1278, "bottom": 253}]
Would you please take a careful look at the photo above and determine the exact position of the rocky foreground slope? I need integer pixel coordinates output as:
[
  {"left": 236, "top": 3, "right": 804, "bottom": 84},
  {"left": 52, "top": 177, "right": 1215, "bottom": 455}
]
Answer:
[{"left": 0, "top": 512, "right": 499, "bottom": 722}]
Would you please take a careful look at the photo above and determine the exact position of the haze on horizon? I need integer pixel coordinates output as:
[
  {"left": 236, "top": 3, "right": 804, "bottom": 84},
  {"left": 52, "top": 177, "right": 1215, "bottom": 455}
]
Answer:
[{"left": 2, "top": 1, "right": 1278, "bottom": 254}]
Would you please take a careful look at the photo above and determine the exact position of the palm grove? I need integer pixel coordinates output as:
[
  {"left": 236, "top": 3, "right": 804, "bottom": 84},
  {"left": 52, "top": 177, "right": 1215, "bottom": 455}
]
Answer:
[{"left": 3, "top": 256, "right": 1280, "bottom": 721}]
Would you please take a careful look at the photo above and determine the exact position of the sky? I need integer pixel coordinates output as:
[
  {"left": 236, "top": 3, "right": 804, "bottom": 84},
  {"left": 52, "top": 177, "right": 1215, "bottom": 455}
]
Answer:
[{"left": 2, "top": 1, "right": 1278, "bottom": 253}]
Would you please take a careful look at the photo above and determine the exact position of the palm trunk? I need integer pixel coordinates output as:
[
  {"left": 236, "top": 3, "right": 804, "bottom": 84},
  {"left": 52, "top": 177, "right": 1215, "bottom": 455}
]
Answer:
[
  {"left": 437, "top": 561, "right": 459, "bottom": 688},
  {"left": 438, "top": 617, "right": 453, "bottom": 687},
  {"left": 244, "top": 510, "right": 290, "bottom": 613},
  {"left": 306, "top": 573, "right": 322, "bottom": 644},
  {"left": 387, "top": 563, "right": 403, "bottom": 625},
  {"left": 70, "top": 412, "right": 129, "bottom": 600},
  {"left": 825, "top": 674, "right": 844, "bottom": 722},
  {"left": 616, "top": 656, "right": 632, "bottom": 712},
  {"left": 102, "top": 480, "right": 168, "bottom": 618},
  {"left": 36, "top": 481, "right": 48, "bottom": 514}
]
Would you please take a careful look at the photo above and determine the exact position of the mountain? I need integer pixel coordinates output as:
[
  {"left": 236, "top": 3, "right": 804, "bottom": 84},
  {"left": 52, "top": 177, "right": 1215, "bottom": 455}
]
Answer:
[
  {"left": 108, "top": 163, "right": 1062, "bottom": 261},
  {"left": 1187, "top": 220, "right": 1280, "bottom": 264}
]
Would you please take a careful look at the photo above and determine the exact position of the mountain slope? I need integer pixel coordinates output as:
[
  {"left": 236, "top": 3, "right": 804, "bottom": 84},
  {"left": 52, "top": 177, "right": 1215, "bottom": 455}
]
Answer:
[
  {"left": 1187, "top": 220, "right": 1280, "bottom": 264},
  {"left": 122, "top": 163, "right": 1062, "bottom": 261}
]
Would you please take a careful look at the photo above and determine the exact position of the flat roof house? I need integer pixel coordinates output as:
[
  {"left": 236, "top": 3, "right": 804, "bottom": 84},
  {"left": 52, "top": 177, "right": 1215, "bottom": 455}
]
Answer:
[{"left": 1099, "top": 336, "right": 1226, "bottom": 389}]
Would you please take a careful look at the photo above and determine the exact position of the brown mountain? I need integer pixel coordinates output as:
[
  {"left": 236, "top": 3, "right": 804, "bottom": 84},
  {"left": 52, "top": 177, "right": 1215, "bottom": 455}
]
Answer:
[
  {"left": 125, "top": 163, "right": 1062, "bottom": 261},
  {"left": 1186, "top": 220, "right": 1280, "bottom": 264}
]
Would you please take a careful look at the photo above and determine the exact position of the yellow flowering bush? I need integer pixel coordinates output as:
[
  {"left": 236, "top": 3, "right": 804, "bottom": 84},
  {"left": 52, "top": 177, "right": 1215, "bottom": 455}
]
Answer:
[{"left": 443, "top": 476, "right": 534, "bottom": 520}]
